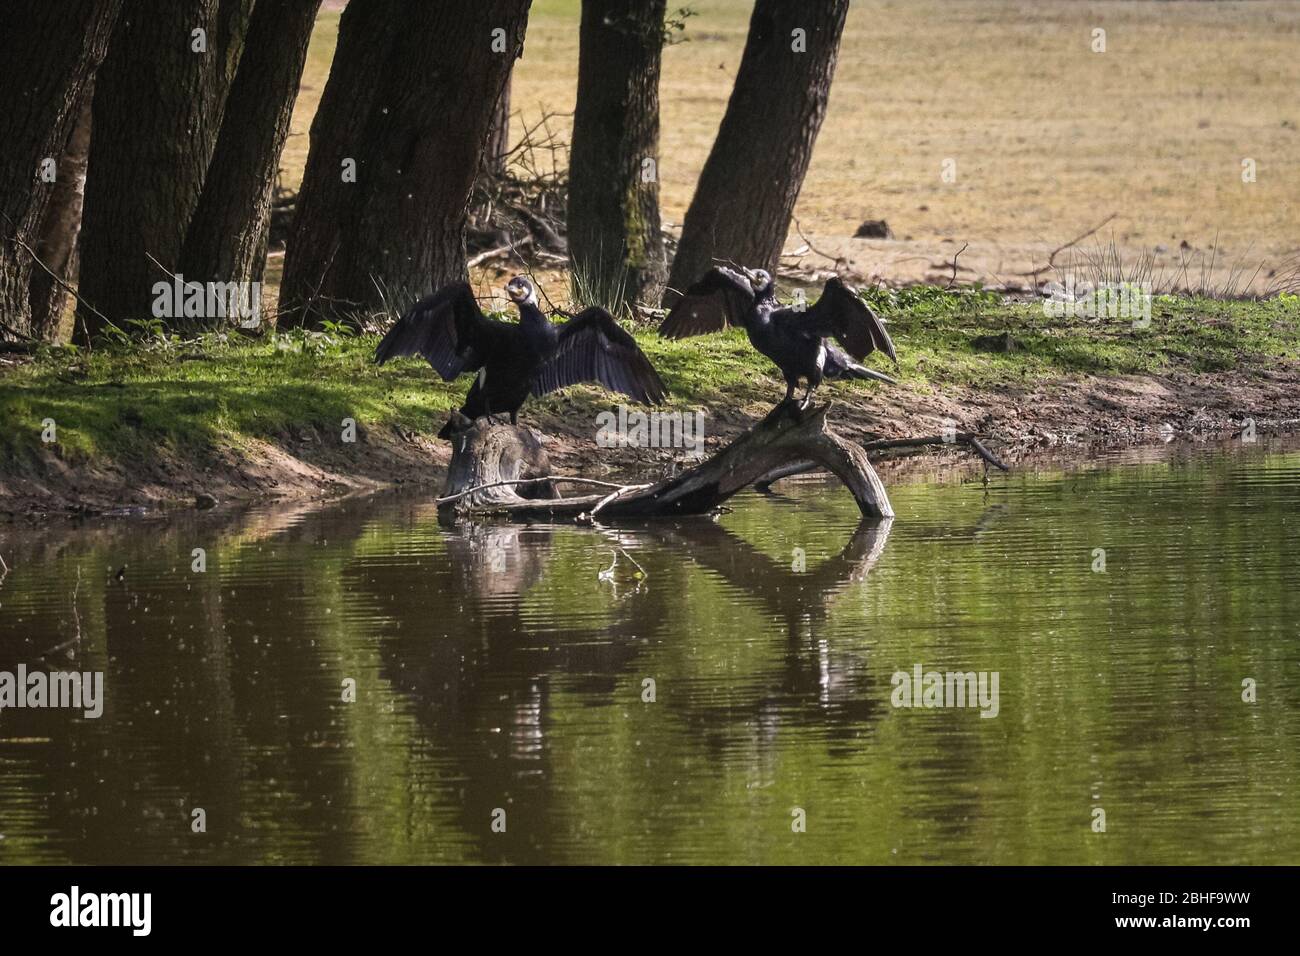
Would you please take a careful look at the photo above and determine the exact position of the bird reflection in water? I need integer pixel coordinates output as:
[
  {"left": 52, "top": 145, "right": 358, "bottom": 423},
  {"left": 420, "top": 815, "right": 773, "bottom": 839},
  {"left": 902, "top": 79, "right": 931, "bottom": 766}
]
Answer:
[{"left": 368, "top": 513, "right": 893, "bottom": 856}]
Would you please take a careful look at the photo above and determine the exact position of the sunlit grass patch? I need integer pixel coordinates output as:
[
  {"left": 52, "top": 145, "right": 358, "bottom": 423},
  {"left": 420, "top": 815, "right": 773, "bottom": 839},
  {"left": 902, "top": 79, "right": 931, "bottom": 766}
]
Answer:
[{"left": 1, "top": 291, "right": 1294, "bottom": 470}]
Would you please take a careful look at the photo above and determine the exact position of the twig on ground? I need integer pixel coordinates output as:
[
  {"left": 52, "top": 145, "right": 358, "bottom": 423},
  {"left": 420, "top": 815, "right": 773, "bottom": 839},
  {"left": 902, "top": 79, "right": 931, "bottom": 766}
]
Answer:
[
  {"left": 467, "top": 235, "right": 533, "bottom": 269},
  {"left": 790, "top": 217, "right": 850, "bottom": 275},
  {"left": 1014, "top": 213, "right": 1118, "bottom": 279},
  {"left": 945, "top": 242, "right": 970, "bottom": 289}
]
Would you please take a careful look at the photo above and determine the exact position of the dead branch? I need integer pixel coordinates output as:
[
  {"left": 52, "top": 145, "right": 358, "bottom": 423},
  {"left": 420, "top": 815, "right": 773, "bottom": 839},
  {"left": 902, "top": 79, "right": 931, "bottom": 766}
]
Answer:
[
  {"left": 436, "top": 475, "right": 648, "bottom": 507},
  {"left": 467, "top": 234, "right": 533, "bottom": 270},
  {"left": 463, "top": 109, "right": 571, "bottom": 272},
  {"left": 862, "top": 432, "right": 1008, "bottom": 470},
  {"left": 439, "top": 402, "right": 895, "bottom": 521},
  {"left": 755, "top": 430, "right": 1008, "bottom": 491},
  {"left": 789, "top": 217, "right": 850, "bottom": 276},
  {"left": 945, "top": 242, "right": 970, "bottom": 289},
  {"left": 3, "top": 226, "right": 116, "bottom": 339},
  {"left": 1014, "top": 212, "right": 1118, "bottom": 279}
]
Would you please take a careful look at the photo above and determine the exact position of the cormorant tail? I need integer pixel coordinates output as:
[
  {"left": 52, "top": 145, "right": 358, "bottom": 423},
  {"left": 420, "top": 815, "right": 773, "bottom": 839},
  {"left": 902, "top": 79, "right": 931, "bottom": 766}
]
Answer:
[{"left": 824, "top": 356, "right": 897, "bottom": 385}]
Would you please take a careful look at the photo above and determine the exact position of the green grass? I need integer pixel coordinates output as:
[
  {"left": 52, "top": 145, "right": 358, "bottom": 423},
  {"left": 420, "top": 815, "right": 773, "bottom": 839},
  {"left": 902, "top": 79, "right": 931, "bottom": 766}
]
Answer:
[
  {"left": 0, "top": 329, "right": 454, "bottom": 465},
  {"left": 2, "top": 290, "right": 1297, "bottom": 467},
  {"left": 867, "top": 286, "right": 1300, "bottom": 388}
]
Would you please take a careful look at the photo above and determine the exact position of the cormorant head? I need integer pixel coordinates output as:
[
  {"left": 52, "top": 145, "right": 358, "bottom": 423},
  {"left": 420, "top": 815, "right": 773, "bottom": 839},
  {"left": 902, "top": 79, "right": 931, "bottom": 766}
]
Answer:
[
  {"left": 505, "top": 275, "right": 538, "bottom": 307},
  {"left": 742, "top": 268, "right": 774, "bottom": 294}
]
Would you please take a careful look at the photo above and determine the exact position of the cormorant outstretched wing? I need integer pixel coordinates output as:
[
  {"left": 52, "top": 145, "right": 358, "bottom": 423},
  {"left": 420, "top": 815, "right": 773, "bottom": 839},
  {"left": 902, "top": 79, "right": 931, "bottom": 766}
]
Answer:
[
  {"left": 658, "top": 267, "right": 755, "bottom": 338},
  {"left": 797, "top": 277, "right": 898, "bottom": 364},
  {"left": 374, "top": 282, "right": 511, "bottom": 380},
  {"left": 532, "top": 307, "right": 667, "bottom": 404}
]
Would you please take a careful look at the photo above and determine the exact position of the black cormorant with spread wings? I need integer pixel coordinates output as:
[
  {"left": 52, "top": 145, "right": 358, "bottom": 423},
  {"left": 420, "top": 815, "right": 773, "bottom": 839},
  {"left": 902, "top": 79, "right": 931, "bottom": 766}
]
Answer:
[
  {"left": 659, "top": 267, "right": 898, "bottom": 407},
  {"left": 376, "top": 276, "right": 667, "bottom": 439}
]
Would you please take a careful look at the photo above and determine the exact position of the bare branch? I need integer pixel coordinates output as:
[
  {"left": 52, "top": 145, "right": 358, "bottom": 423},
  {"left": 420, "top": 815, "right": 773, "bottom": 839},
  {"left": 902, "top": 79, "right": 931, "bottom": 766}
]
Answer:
[{"left": 436, "top": 475, "right": 649, "bottom": 507}]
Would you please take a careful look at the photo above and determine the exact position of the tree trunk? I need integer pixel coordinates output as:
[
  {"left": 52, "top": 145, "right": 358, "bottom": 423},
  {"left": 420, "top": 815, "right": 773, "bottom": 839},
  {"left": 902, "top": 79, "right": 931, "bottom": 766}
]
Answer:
[
  {"left": 439, "top": 402, "right": 894, "bottom": 521},
  {"left": 27, "top": 81, "right": 95, "bottom": 342},
  {"left": 483, "top": 69, "right": 513, "bottom": 176},
  {"left": 179, "top": 0, "right": 323, "bottom": 321},
  {"left": 0, "top": 0, "right": 120, "bottom": 340},
  {"left": 279, "top": 0, "right": 531, "bottom": 329},
  {"left": 664, "top": 0, "right": 849, "bottom": 305},
  {"left": 77, "top": 0, "right": 253, "bottom": 341},
  {"left": 568, "top": 0, "right": 667, "bottom": 310},
  {"left": 277, "top": 0, "right": 404, "bottom": 328}
]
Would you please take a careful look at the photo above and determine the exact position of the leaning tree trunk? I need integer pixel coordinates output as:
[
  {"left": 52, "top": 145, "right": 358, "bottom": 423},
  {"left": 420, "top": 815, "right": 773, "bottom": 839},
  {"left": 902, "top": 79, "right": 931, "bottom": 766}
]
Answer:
[
  {"left": 0, "top": 0, "right": 120, "bottom": 340},
  {"left": 568, "top": 0, "right": 668, "bottom": 310},
  {"left": 277, "top": 0, "right": 403, "bottom": 327},
  {"left": 439, "top": 402, "right": 893, "bottom": 521},
  {"left": 179, "top": 0, "right": 323, "bottom": 319},
  {"left": 27, "top": 80, "right": 95, "bottom": 342},
  {"left": 664, "top": 0, "right": 849, "bottom": 305},
  {"left": 279, "top": 0, "right": 531, "bottom": 329},
  {"left": 77, "top": 0, "right": 253, "bottom": 341},
  {"left": 483, "top": 68, "right": 513, "bottom": 176}
]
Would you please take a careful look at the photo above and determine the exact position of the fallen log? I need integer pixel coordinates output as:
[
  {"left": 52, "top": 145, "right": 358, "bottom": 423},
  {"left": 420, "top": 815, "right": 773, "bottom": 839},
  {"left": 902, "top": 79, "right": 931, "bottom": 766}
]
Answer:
[{"left": 438, "top": 401, "right": 894, "bottom": 521}]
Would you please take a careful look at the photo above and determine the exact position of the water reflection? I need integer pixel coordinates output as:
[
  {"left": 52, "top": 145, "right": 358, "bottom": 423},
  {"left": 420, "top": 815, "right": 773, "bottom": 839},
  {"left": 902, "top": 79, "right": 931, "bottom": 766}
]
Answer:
[
  {"left": 358, "top": 515, "right": 893, "bottom": 862},
  {"left": 1, "top": 441, "right": 1298, "bottom": 864},
  {"left": 638, "top": 519, "right": 892, "bottom": 761}
]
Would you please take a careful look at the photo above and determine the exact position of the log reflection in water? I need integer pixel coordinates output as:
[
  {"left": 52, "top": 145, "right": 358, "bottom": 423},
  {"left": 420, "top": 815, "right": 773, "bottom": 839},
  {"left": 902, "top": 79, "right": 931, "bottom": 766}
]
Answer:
[{"left": 366, "top": 515, "right": 893, "bottom": 858}]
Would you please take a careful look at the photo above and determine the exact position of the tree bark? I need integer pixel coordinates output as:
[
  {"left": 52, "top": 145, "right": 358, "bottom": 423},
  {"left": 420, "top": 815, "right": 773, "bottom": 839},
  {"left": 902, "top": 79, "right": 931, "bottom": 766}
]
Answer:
[
  {"left": 568, "top": 0, "right": 667, "bottom": 310},
  {"left": 0, "top": 0, "right": 121, "bottom": 340},
  {"left": 279, "top": 0, "right": 531, "bottom": 329},
  {"left": 27, "top": 81, "right": 95, "bottom": 342},
  {"left": 77, "top": 0, "right": 254, "bottom": 341},
  {"left": 278, "top": 0, "right": 404, "bottom": 327},
  {"left": 664, "top": 0, "right": 849, "bottom": 305},
  {"left": 483, "top": 69, "right": 513, "bottom": 176},
  {"left": 439, "top": 402, "right": 894, "bottom": 521},
  {"left": 180, "top": 0, "right": 324, "bottom": 316}
]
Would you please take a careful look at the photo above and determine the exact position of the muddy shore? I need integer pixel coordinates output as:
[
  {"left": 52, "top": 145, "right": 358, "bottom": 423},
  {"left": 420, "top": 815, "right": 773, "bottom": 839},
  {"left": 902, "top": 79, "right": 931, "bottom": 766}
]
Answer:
[{"left": 5, "top": 360, "right": 1298, "bottom": 520}]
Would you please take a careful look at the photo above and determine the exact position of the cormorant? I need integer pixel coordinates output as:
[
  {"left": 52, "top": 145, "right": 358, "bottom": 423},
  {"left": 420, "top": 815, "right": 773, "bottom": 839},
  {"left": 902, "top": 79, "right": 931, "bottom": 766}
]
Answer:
[
  {"left": 659, "top": 267, "right": 898, "bottom": 407},
  {"left": 376, "top": 276, "right": 667, "bottom": 438}
]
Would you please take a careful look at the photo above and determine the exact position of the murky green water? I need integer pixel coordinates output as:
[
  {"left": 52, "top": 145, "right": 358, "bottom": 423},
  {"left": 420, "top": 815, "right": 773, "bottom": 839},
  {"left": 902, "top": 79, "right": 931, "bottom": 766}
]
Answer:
[{"left": 1, "top": 443, "right": 1297, "bottom": 865}]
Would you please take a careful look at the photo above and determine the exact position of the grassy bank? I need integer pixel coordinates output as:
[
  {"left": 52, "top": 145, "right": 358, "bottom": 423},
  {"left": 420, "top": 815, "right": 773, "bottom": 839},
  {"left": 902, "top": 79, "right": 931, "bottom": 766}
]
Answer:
[{"left": 2, "top": 288, "right": 1298, "bottom": 514}]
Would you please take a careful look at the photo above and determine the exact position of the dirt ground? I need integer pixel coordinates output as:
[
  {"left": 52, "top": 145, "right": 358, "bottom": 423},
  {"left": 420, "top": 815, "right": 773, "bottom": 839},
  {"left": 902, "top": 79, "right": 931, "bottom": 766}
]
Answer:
[{"left": 290, "top": 1, "right": 1300, "bottom": 295}]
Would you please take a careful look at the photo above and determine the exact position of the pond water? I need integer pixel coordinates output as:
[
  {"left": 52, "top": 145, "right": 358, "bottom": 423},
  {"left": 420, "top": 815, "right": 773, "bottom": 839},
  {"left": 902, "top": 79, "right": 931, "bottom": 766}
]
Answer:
[{"left": 1, "top": 442, "right": 1297, "bottom": 865}]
